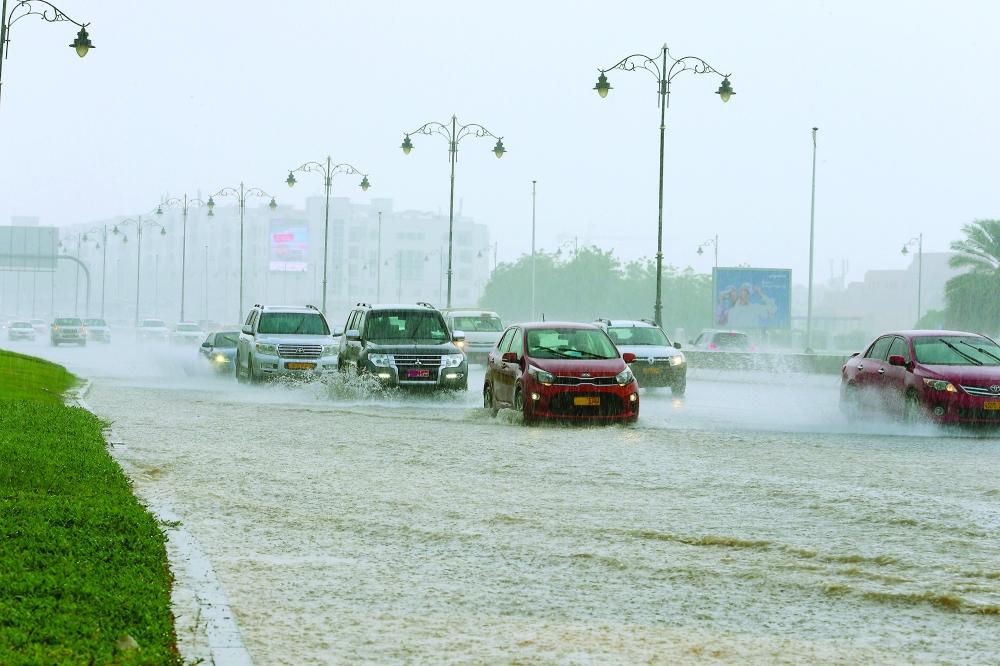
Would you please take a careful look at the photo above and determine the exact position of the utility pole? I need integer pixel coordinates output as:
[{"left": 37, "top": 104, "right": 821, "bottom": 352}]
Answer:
[
  {"left": 531, "top": 180, "right": 537, "bottom": 320},
  {"left": 805, "top": 127, "right": 819, "bottom": 353}
]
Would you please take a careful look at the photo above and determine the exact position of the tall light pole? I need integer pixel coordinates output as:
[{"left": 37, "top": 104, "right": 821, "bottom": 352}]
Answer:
[
  {"left": 595, "top": 42, "right": 733, "bottom": 327},
  {"left": 399, "top": 115, "right": 507, "bottom": 308},
  {"left": 285, "top": 156, "right": 371, "bottom": 314},
  {"left": 531, "top": 180, "right": 537, "bottom": 320},
  {"left": 207, "top": 183, "right": 277, "bottom": 322},
  {"left": 0, "top": 0, "right": 93, "bottom": 107},
  {"left": 156, "top": 194, "right": 207, "bottom": 323},
  {"left": 112, "top": 215, "right": 166, "bottom": 326},
  {"left": 376, "top": 210, "right": 383, "bottom": 303},
  {"left": 806, "top": 127, "right": 819, "bottom": 352},
  {"left": 902, "top": 234, "right": 923, "bottom": 325},
  {"left": 696, "top": 235, "right": 719, "bottom": 268}
]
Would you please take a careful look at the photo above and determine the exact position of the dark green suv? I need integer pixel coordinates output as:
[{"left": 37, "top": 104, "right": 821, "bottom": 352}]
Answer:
[{"left": 338, "top": 303, "right": 468, "bottom": 390}]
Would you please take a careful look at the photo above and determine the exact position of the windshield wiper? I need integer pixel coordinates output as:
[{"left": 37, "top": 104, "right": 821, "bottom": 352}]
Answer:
[
  {"left": 938, "top": 338, "right": 983, "bottom": 366},
  {"left": 958, "top": 340, "right": 1000, "bottom": 364},
  {"left": 571, "top": 349, "right": 611, "bottom": 359},
  {"left": 533, "top": 345, "right": 573, "bottom": 358}
]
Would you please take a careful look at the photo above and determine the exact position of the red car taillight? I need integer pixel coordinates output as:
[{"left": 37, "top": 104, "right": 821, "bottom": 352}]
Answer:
[{"left": 708, "top": 343, "right": 717, "bottom": 349}]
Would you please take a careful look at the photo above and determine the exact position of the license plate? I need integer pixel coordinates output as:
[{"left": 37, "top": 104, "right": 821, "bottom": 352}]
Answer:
[
  {"left": 984, "top": 402, "right": 1000, "bottom": 411},
  {"left": 644, "top": 367, "right": 662, "bottom": 375},
  {"left": 407, "top": 369, "right": 431, "bottom": 378},
  {"left": 286, "top": 362, "right": 316, "bottom": 370},
  {"left": 574, "top": 396, "right": 601, "bottom": 406}
]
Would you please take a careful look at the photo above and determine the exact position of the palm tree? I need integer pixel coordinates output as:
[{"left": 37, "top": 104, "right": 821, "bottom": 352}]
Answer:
[{"left": 945, "top": 219, "right": 1000, "bottom": 333}]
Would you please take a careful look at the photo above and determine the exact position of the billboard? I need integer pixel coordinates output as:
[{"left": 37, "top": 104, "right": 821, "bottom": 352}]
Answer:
[
  {"left": 712, "top": 267, "right": 792, "bottom": 330},
  {"left": 269, "top": 220, "right": 309, "bottom": 272},
  {"left": 0, "top": 226, "right": 58, "bottom": 271}
]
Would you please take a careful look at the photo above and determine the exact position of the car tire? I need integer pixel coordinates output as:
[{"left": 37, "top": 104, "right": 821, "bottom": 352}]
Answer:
[
  {"left": 235, "top": 352, "right": 247, "bottom": 384},
  {"left": 484, "top": 383, "right": 498, "bottom": 417},
  {"left": 515, "top": 387, "right": 533, "bottom": 426},
  {"left": 248, "top": 356, "right": 261, "bottom": 385},
  {"left": 903, "top": 389, "right": 922, "bottom": 423},
  {"left": 840, "top": 383, "right": 861, "bottom": 419}
]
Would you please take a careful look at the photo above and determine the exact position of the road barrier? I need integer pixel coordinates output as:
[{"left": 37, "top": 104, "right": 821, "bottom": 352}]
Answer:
[{"left": 683, "top": 350, "right": 851, "bottom": 375}]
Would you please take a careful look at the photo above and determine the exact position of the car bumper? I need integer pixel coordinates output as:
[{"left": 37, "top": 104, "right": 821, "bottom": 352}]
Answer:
[
  {"left": 254, "top": 354, "right": 338, "bottom": 378},
  {"left": 923, "top": 392, "right": 1000, "bottom": 426},
  {"left": 366, "top": 363, "right": 468, "bottom": 389},
  {"left": 525, "top": 380, "right": 640, "bottom": 422},
  {"left": 630, "top": 363, "right": 686, "bottom": 388},
  {"left": 88, "top": 331, "right": 111, "bottom": 342},
  {"left": 8, "top": 332, "right": 34, "bottom": 340},
  {"left": 52, "top": 333, "right": 85, "bottom": 342}
]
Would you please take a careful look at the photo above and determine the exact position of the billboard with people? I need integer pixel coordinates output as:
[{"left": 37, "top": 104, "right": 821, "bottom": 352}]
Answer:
[
  {"left": 269, "top": 220, "right": 309, "bottom": 272},
  {"left": 712, "top": 267, "right": 792, "bottom": 329}
]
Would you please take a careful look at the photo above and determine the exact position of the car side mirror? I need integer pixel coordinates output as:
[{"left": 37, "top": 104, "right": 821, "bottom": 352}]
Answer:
[
  {"left": 346, "top": 329, "right": 361, "bottom": 342},
  {"left": 241, "top": 325, "right": 252, "bottom": 335},
  {"left": 201, "top": 342, "right": 211, "bottom": 348},
  {"left": 333, "top": 325, "right": 344, "bottom": 337},
  {"left": 452, "top": 330, "right": 466, "bottom": 343},
  {"left": 501, "top": 351, "right": 518, "bottom": 364},
  {"left": 888, "top": 354, "right": 907, "bottom": 367},
  {"left": 622, "top": 352, "right": 636, "bottom": 363},
  {"left": 673, "top": 342, "right": 682, "bottom": 349}
]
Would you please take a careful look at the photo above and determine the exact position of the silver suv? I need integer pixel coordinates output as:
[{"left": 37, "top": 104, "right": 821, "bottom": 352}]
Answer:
[
  {"left": 235, "top": 304, "right": 339, "bottom": 383},
  {"left": 594, "top": 318, "right": 686, "bottom": 396}
]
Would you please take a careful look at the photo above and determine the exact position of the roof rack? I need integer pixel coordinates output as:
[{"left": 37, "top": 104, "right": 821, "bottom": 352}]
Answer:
[
  {"left": 640, "top": 318, "right": 658, "bottom": 326},
  {"left": 253, "top": 303, "right": 263, "bottom": 309},
  {"left": 416, "top": 301, "right": 436, "bottom": 309},
  {"left": 305, "top": 304, "right": 319, "bottom": 311},
  {"left": 355, "top": 302, "right": 371, "bottom": 308},
  {"left": 594, "top": 318, "right": 611, "bottom": 325}
]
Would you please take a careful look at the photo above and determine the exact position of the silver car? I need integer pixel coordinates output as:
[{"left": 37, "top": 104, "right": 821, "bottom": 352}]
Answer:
[
  {"left": 51, "top": 317, "right": 87, "bottom": 346},
  {"left": 441, "top": 309, "right": 504, "bottom": 364},
  {"left": 84, "top": 318, "right": 111, "bottom": 343},
  {"left": 235, "top": 304, "right": 338, "bottom": 383},
  {"left": 8, "top": 320, "right": 36, "bottom": 341},
  {"left": 596, "top": 319, "right": 686, "bottom": 396}
]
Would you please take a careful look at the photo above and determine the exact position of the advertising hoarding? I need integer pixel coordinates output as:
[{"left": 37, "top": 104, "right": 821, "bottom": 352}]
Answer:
[
  {"left": 712, "top": 267, "right": 792, "bottom": 330},
  {"left": 0, "top": 226, "right": 58, "bottom": 271},
  {"left": 269, "top": 220, "right": 309, "bottom": 272}
]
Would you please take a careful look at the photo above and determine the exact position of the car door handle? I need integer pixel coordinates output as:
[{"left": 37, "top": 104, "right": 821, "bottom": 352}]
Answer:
[
  {"left": 878, "top": 368, "right": 885, "bottom": 374},
  {"left": 857, "top": 365, "right": 864, "bottom": 370}
]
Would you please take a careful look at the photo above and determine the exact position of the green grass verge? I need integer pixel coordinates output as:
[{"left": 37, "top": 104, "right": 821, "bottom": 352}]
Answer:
[{"left": 0, "top": 348, "right": 180, "bottom": 665}]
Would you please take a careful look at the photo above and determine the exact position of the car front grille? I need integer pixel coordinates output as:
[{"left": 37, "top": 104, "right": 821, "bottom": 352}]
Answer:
[
  {"left": 960, "top": 384, "right": 1000, "bottom": 398},
  {"left": 393, "top": 354, "right": 443, "bottom": 367},
  {"left": 553, "top": 375, "right": 617, "bottom": 386},
  {"left": 277, "top": 344, "right": 322, "bottom": 359},
  {"left": 547, "top": 392, "right": 625, "bottom": 416},
  {"left": 956, "top": 407, "right": 1000, "bottom": 421}
]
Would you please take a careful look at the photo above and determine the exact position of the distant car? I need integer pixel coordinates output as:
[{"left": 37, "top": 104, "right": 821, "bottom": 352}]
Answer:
[
  {"left": 841, "top": 330, "right": 1000, "bottom": 426},
  {"left": 596, "top": 318, "right": 686, "bottom": 396},
  {"left": 440, "top": 308, "right": 504, "bottom": 364},
  {"left": 199, "top": 330, "right": 239, "bottom": 372},
  {"left": 30, "top": 318, "right": 48, "bottom": 334},
  {"left": 137, "top": 318, "right": 169, "bottom": 342},
  {"left": 484, "top": 322, "right": 639, "bottom": 425},
  {"left": 84, "top": 318, "right": 111, "bottom": 343},
  {"left": 51, "top": 317, "right": 86, "bottom": 346},
  {"left": 690, "top": 329, "right": 753, "bottom": 352},
  {"left": 8, "top": 320, "right": 36, "bottom": 341},
  {"left": 171, "top": 322, "right": 204, "bottom": 345}
]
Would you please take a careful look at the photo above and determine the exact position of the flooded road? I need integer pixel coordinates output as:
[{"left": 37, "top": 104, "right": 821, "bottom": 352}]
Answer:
[{"left": 12, "top": 338, "right": 1000, "bottom": 663}]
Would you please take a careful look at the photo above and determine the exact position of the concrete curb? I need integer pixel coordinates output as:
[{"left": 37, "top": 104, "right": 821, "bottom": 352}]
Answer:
[{"left": 73, "top": 381, "right": 253, "bottom": 666}]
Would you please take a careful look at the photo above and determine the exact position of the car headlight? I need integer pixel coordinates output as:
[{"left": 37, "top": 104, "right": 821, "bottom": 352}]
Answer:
[
  {"left": 528, "top": 365, "right": 555, "bottom": 385},
  {"left": 923, "top": 378, "right": 957, "bottom": 393},
  {"left": 669, "top": 354, "right": 685, "bottom": 366},
  {"left": 213, "top": 354, "right": 227, "bottom": 363},
  {"left": 441, "top": 353, "right": 465, "bottom": 368},
  {"left": 322, "top": 345, "right": 337, "bottom": 357},
  {"left": 368, "top": 353, "right": 394, "bottom": 368},
  {"left": 616, "top": 367, "right": 635, "bottom": 385},
  {"left": 255, "top": 342, "right": 277, "bottom": 355}
]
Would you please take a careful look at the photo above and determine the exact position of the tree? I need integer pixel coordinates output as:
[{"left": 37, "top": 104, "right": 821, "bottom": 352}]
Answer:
[{"left": 944, "top": 219, "right": 1000, "bottom": 334}]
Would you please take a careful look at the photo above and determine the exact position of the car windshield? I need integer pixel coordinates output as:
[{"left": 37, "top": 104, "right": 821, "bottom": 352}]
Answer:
[
  {"left": 607, "top": 326, "right": 669, "bottom": 346},
  {"left": 12, "top": 322, "right": 31, "bottom": 328},
  {"left": 364, "top": 311, "right": 450, "bottom": 343},
  {"left": 141, "top": 320, "right": 165, "bottom": 327},
  {"left": 54, "top": 318, "right": 82, "bottom": 326},
  {"left": 257, "top": 312, "right": 330, "bottom": 335},
  {"left": 913, "top": 336, "right": 1000, "bottom": 366},
  {"left": 214, "top": 332, "right": 239, "bottom": 348},
  {"left": 526, "top": 328, "right": 619, "bottom": 360},
  {"left": 176, "top": 324, "right": 201, "bottom": 332},
  {"left": 452, "top": 315, "right": 503, "bottom": 333},
  {"left": 711, "top": 332, "right": 748, "bottom": 349},
  {"left": 84, "top": 319, "right": 106, "bottom": 326}
]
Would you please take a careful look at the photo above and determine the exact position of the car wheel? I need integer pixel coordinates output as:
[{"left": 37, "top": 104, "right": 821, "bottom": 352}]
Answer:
[
  {"left": 671, "top": 379, "right": 686, "bottom": 398},
  {"left": 248, "top": 356, "right": 261, "bottom": 385},
  {"left": 903, "top": 389, "right": 922, "bottom": 423},
  {"left": 840, "top": 383, "right": 861, "bottom": 419},
  {"left": 484, "top": 383, "right": 498, "bottom": 416},
  {"left": 514, "top": 387, "right": 533, "bottom": 425},
  {"left": 235, "top": 352, "right": 247, "bottom": 384}
]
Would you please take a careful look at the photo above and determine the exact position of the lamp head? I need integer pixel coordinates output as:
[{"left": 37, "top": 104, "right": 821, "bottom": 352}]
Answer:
[
  {"left": 160, "top": 227, "right": 167, "bottom": 236},
  {"left": 112, "top": 225, "right": 119, "bottom": 235},
  {"left": 901, "top": 245, "right": 909, "bottom": 256},
  {"left": 286, "top": 172, "right": 296, "bottom": 188},
  {"left": 493, "top": 138, "right": 506, "bottom": 159},
  {"left": 360, "top": 175, "right": 371, "bottom": 192},
  {"left": 268, "top": 197, "right": 277, "bottom": 210},
  {"left": 697, "top": 246, "right": 704, "bottom": 255},
  {"left": 716, "top": 77, "right": 734, "bottom": 103},
  {"left": 206, "top": 196, "right": 215, "bottom": 210},
  {"left": 594, "top": 72, "right": 611, "bottom": 98},
  {"left": 401, "top": 135, "right": 413, "bottom": 155},
  {"left": 207, "top": 208, "right": 214, "bottom": 217},
  {"left": 156, "top": 205, "right": 164, "bottom": 216},
  {"left": 70, "top": 27, "right": 93, "bottom": 58}
]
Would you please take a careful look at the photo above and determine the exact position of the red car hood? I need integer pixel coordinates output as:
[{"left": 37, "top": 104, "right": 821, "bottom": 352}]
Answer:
[
  {"left": 919, "top": 364, "right": 1000, "bottom": 384},
  {"left": 527, "top": 356, "right": 625, "bottom": 377}
]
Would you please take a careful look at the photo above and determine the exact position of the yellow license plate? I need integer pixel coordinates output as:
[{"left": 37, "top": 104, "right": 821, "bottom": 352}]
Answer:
[
  {"left": 644, "top": 367, "right": 662, "bottom": 375},
  {"left": 983, "top": 402, "right": 1000, "bottom": 411},
  {"left": 574, "top": 396, "right": 601, "bottom": 407},
  {"left": 286, "top": 362, "right": 316, "bottom": 370}
]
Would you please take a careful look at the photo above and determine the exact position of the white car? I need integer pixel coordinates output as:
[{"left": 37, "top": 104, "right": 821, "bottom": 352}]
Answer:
[
  {"left": 84, "top": 318, "right": 111, "bottom": 343},
  {"left": 137, "top": 318, "right": 169, "bottom": 342},
  {"left": 689, "top": 329, "right": 753, "bottom": 352},
  {"left": 8, "top": 320, "right": 36, "bottom": 341},
  {"left": 440, "top": 308, "right": 504, "bottom": 364},
  {"left": 171, "top": 322, "right": 204, "bottom": 345}
]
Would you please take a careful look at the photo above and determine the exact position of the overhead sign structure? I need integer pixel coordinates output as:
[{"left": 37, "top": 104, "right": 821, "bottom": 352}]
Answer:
[
  {"left": 268, "top": 220, "right": 309, "bottom": 272},
  {"left": 0, "top": 226, "right": 58, "bottom": 271},
  {"left": 712, "top": 267, "right": 792, "bottom": 329}
]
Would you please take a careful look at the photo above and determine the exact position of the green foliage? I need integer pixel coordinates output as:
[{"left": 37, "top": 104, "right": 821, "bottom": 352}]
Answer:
[
  {"left": 915, "top": 308, "right": 946, "bottom": 330},
  {"left": 0, "top": 349, "right": 75, "bottom": 402},
  {"left": 944, "top": 220, "right": 1000, "bottom": 334},
  {"left": 479, "top": 247, "right": 713, "bottom": 338}
]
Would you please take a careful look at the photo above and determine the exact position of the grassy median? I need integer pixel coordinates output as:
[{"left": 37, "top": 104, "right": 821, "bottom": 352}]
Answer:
[{"left": 0, "top": 348, "right": 180, "bottom": 664}]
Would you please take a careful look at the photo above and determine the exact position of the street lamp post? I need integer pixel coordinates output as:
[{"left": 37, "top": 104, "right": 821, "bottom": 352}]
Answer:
[
  {"left": 399, "top": 115, "right": 506, "bottom": 308},
  {"left": 207, "top": 183, "right": 277, "bottom": 322},
  {"left": 696, "top": 235, "right": 719, "bottom": 268},
  {"left": 376, "top": 210, "right": 383, "bottom": 303},
  {"left": 531, "top": 180, "right": 537, "bottom": 320},
  {"left": 806, "top": 127, "right": 819, "bottom": 352},
  {"left": 902, "top": 234, "right": 923, "bottom": 325},
  {"left": 156, "top": 194, "right": 207, "bottom": 323},
  {"left": 112, "top": 215, "right": 166, "bottom": 326},
  {"left": 0, "top": 0, "right": 93, "bottom": 107},
  {"left": 285, "top": 156, "right": 370, "bottom": 314},
  {"left": 595, "top": 43, "right": 733, "bottom": 327}
]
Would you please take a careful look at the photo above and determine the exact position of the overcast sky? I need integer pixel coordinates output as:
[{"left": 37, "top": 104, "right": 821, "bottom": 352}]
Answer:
[{"left": 1, "top": 1, "right": 997, "bottom": 285}]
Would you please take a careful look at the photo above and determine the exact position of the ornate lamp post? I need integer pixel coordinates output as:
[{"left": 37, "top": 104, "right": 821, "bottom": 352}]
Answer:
[
  {"left": 0, "top": 0, "right": 93, "bottom": 107},
  {"left": 902, "top": 234, "right": 923, "bottom": 325},
  {"left": 595, "top": 42, "right": 733, "bottom": 326},
  {"left": 112, "top": 215, "right": 166, "bottom": 326},
  {"left": 696, "top": 235, "right": 719, "bottom": 268},
  {"left": 206, "top": 183, "right": 277, "bottom": 322},
  {"left": 156, "top": 194, "right": 208, "bottom": 323},
  {"left": 285, "top": 156, "right": 370, "bottom": 314},
  {"left": 399, "top": 115, "right": 506, "bottom": 308}
]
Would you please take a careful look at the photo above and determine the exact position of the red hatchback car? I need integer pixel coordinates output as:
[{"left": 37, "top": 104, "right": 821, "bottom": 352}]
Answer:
[
  {"left": 484, "top": 322, "right": 640, "bottom": 424},
  {"left": 841, "top": 330, "right": 1000, "bottom": 425}
]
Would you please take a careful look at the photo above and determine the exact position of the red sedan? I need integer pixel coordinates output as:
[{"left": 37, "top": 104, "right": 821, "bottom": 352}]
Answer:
[
  {"left": 484, "top": 322, "right": 640, "bottom": 424},
  {"left": 841, "top": 330, "right": 1000, "bottom": 425}
]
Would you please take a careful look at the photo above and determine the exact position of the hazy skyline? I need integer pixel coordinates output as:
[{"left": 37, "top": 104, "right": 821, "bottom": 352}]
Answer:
[{"left": 1, "top": 0, "right": 997, "bottom": 286}]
